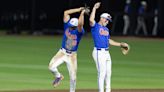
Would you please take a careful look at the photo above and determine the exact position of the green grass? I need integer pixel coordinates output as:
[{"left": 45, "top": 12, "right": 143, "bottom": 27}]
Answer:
[{"left": 0, "top": 35, "right": 164, "bottom": 91}]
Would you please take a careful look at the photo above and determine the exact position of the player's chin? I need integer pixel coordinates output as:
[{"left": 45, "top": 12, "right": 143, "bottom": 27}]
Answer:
[{"left": 103, "top": 23, "right": 108, "bottom": 26}]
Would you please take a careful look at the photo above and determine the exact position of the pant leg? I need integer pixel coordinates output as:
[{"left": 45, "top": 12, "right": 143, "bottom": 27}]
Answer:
[
  {"left": 141, "top": 19, "right": 148, "bottom": 36},
  {"left": 123, "top": 15, "right": 130, "bottom": 35},
  {"left": 135, "top": 17, "right": 142, "bottom": 35},
  {"left": 105, "top": 52, "right": 112, "bottom": 92},
  {"left": 92, "top": 49, "right": 107, "bottom": 92},
  {"left": 48, "top": 49, "right": 65, "bottom": 77},
  {"left": 65, "top": 53, "right": 77, "bottom": 92},
  {"left": 152, "top": 17, "right": 158, "bottom": 36}
]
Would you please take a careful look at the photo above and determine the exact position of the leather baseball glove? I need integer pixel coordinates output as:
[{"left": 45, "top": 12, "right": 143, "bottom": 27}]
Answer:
[
  {"left": 83, "top": 4, "right": 90, "bottom": 15},
  {"left": 120, "top": 42, "right": 130, "bottom": 55}
]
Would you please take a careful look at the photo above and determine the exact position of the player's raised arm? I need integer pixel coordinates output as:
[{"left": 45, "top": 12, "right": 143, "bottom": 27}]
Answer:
[
  {"left": 64, "top": 7, "right": 84, "bottom": 23},
  {"left": 89, "top": 2, "right": 101, "bottom": 26},
  {"left": 78, "top": 10, "right": 85, "bottom": 32}
]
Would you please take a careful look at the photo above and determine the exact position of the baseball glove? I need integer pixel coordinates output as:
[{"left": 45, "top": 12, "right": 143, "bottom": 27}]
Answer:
[
  {"left": 83, "top": 4, "right": 90, "bottom": 15},
  {"left": 120, "top": 42, "right": 130, "bottom": 55}
]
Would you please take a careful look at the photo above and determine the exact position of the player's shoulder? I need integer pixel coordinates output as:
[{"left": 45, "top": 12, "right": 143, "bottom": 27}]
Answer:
[
  {"left": 64, "top": 21, "right": 69, "bottom": 31},
  {"left": 64, "top": 20, "right": 69, "bottom": 25},
  {"left": 90, "top": 21, "right": 98, "bottom": 27},
  {"left": 94, "top": 22, "right": 99, "bottom": 26}
]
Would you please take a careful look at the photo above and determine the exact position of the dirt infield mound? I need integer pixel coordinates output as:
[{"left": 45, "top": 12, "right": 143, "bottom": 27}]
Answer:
[{"left": 3, "top": 89, "right": 164, "bottom": 92}]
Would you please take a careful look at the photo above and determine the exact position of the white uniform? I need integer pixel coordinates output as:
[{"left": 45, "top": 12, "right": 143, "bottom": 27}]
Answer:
[
  {"left": 49, "top": 48, "right": 77, "bottom": 92},
  {"left": 49, "top": 20, "right": 85, "bottom": 92},
  {"left": 91, "top": 22, "right": 112, "bottom": 92},
  {"left": 92, "top": 48, "right": 112, "bottom": 92}
]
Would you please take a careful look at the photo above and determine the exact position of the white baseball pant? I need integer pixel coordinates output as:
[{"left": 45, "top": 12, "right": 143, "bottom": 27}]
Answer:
[
  {"left": 135, "top": 16, "right": 148, "bottom": 36},
  {"left": 92, "top": 47, "right": 112, "bottom": 92},
  {"left": 49, "top": 48, "right": 77, "bottom": 92},
  {"left": 123, "top": 15, "right": 130, "bottom": 35}
]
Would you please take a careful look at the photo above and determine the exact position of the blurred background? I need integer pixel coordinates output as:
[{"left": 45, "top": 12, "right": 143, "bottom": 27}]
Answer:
[
  {"left": 0, "top": 0, "right": 164, "bottom": 37},
  {"left": 0, "top": 0, "right": 164, "bottom": 92}
]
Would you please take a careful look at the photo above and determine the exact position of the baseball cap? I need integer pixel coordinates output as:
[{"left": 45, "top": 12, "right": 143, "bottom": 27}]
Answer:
[
  {"left": 100, "top": 13, "right": 112, "bottom": 22},
  {"left": 141, "top": 1, "right": 147, "bottom": 6},
  {"left": 126, "top": 0, "right": 131, "bottom": 4},
  {"left": 68, "top": 18, "right": 78, "bottom": 27}
]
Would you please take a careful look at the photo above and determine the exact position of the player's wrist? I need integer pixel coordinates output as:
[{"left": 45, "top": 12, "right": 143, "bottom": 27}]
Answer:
[
  {"left": 120, "top": 42, "right": 124, "bottom": 47},
  {"left": 79, "top": 7, "right": 84, "bottom": 11},
  {"left": 93, "top": 7, "right": 97, "bottom": 10}
]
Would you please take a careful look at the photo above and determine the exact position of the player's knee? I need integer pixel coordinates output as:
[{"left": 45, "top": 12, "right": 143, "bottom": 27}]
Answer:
[
  {"left": 70, "top": 79, "right": 76, "bottom": 84},
  {"left": 48, "top": 62, "right": 52, "bottom": 70},
  {"left": 48, "top": 59, "right": 57, "bottom": 70},
  {"left": 48, "top": 65, "right": 53, "bottom": 71},
  {"left": 74, "top": 75, "right": 77, "bottom": 80},
  {"left": 99, "top": 71, "right": 106, "bottom": 78},
  {"left": 48, "top": 64, "right": 57, "bottom": 72},
  {"left": 70, "top": 73, "right": 76, "bottom": 80},
  {"left": 70, "top": 77, "right": 76, "bottom": 81}
]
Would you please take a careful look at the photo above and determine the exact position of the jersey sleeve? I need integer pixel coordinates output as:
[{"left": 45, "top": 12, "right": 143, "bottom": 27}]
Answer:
[
  {"left": 64, "top": 22, "right": 69, "bottom": 31},
  {"left": 91, "top": 23, "right": 98, "bottom": 33},
  {"left": 78, "top": 28, "right": 85, "bottom": 35},
  {"left": 90, "top": 21, "right": 96, "bottom": 28}
]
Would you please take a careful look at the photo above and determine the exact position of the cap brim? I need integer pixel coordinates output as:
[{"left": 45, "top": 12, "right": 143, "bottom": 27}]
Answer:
[
  {"left": 106, "top": 18, "right": 112, "bottom": 22},
  {"left": 68, "top": 22, "right": 77, "bottom": 27},
  {"left": 101, "top": 17, "right": 112, "bottom": 22}
]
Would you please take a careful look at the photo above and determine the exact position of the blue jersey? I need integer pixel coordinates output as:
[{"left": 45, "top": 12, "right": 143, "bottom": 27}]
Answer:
[
  {"left": 91, "top": 23, "right": 110, "bottom": 48},
  {"left": 124, "top": 4, "right": 131, "bottom": 14},
  {"left": 61, "top": 22, "right": 85, "bottom": 51},
  {"left": 139, "top": 6, "right": 145, "bottom": 15}
]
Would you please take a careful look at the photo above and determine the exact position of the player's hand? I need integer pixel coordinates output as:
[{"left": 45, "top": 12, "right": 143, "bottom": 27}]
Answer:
[
  {"left": 80, "top": 7, "right": 85, "bottom": 11},
  {"left": 120, "top": 42, "right": 130, "bottom": 55},
  {"left": 94, "top": 2, "right": 101, "bottom": 9}
]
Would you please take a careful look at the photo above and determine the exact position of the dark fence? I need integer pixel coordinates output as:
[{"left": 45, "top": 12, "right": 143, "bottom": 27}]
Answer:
[{"left": 0, "top": 0, "right": 163, "bottom": 37}]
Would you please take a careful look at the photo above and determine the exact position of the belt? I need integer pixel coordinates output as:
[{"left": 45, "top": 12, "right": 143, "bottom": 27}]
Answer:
[
  {"left": 61, "top": 48, "right": 74, "bottom": 54},
  {"left": 96, "top": 48, "right": 109, "bottom": 51}
]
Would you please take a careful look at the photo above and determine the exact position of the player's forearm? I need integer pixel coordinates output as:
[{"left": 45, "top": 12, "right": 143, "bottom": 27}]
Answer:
[
  {"left": 109, "top": 39, "right": 121, "bottom": 47},
  {"left": 78, "top": 10, "right": 85, "bottom": 26},
  {"left": 64, "top": 7, "right": 83, "bottom": 23},
  {"left": 64, "top": 8, "right": 83, "bottom": 16},
  {"left": 89, "top": 7, "right": 96, "bottom": 23}
]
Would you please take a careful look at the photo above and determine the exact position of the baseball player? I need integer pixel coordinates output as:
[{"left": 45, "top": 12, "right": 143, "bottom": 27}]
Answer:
[
  {"left": 152, "top": 8, "right": 158, "bottom": 36},
  {"left": 135, "top": 1, "right": 148, "bottom": 36},
  {"left": 123, "top": 0, "right": 131, "bottom": 35},
  {"left": 48, "top": 7, "right": 87, "bottom": 92},
  {"left": 89, "top": 2, "right": 130, "bottom": 92}
]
